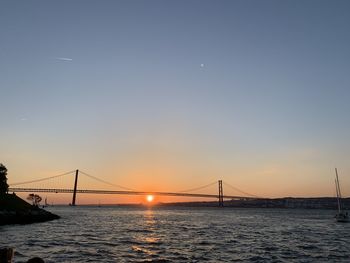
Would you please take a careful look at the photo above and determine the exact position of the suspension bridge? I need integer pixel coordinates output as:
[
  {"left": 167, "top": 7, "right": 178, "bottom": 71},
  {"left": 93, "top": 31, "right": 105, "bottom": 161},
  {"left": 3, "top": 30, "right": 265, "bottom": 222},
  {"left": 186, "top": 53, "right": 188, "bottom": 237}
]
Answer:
[{"left": 8, "top": 170, "right": 261, "bottom": 206}]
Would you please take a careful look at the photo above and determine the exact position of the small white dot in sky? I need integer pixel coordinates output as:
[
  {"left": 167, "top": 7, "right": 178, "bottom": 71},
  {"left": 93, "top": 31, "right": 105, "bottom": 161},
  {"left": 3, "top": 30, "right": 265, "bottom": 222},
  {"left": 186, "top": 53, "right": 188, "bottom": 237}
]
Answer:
[{"left": 200, "top": 63, "right": 205, "bottom": 68}]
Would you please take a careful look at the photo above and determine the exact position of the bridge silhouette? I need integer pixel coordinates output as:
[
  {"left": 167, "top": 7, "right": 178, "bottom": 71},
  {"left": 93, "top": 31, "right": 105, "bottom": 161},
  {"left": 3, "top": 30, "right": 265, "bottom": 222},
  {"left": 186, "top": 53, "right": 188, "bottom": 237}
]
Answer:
[{"left": 8, "top": 170, "right": 260, "bottom": 206}]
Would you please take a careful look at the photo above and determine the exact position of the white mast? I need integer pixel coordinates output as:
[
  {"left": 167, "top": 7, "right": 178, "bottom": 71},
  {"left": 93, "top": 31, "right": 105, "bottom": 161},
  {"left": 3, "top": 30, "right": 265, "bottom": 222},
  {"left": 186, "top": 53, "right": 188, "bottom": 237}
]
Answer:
[{"left": 335, "top": 168, "right": 342, "bottom": 213}]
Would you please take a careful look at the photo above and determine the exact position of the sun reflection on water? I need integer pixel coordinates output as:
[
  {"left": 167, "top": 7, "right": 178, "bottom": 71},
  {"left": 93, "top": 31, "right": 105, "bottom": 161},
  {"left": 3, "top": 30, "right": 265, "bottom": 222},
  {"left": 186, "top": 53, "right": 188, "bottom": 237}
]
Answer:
[{"left": 131, "top": 209, "right": 163, "bottom": 257}]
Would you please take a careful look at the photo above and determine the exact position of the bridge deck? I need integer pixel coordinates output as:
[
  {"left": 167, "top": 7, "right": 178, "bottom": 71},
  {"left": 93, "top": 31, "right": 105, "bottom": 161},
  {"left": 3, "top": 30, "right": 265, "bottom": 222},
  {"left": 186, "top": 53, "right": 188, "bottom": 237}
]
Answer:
[{"left": 9, "top": 188, "right": 257, "bottom": 200}]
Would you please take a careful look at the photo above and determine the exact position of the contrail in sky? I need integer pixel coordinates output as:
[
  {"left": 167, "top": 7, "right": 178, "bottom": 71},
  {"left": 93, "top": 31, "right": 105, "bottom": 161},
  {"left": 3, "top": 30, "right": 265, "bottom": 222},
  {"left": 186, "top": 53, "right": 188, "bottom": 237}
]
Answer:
[{"left": 54, "top": 57, "right": 73, "bottom": 61}]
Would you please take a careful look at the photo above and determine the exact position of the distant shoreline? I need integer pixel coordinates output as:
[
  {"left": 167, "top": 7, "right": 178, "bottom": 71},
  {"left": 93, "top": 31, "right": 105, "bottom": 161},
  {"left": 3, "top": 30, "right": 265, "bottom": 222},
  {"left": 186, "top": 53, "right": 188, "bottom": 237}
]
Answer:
[{"left": 52, "top": 197, "right": 349, "bottom": 209}]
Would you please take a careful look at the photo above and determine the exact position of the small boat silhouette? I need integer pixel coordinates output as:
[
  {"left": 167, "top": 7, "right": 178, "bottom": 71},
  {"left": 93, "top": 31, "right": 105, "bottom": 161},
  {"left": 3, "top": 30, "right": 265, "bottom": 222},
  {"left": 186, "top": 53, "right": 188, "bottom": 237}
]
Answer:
[{"left": 334, "top": 168, "right": 349, "bottom": 223}]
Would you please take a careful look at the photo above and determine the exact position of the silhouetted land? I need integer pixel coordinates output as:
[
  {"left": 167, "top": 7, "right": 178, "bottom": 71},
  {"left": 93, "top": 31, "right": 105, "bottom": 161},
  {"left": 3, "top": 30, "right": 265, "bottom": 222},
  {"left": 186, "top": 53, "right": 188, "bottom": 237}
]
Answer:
[
  {"left": 0, "top": 194, "right": 59, "bottom": 225},
  {"left": 82, "top": 197, "right": 350, "bottom": 209},
  {"left": 153, "top": 197, "right": 350, "bottom": 209}
]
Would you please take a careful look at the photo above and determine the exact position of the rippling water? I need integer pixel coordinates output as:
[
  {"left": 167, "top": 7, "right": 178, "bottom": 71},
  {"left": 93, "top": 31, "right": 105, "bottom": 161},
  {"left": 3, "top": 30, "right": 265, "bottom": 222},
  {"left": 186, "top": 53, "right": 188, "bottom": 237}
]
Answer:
[{"left": 1, "top": 206, "right": 350, "bottom": 262}]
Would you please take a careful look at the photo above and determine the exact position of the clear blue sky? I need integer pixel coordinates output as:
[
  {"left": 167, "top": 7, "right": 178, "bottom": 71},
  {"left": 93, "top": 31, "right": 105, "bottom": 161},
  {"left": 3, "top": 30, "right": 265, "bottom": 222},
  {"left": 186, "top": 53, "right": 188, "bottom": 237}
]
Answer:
[{"left": 1, "top": 0, "right": 350, "bottom": 201}]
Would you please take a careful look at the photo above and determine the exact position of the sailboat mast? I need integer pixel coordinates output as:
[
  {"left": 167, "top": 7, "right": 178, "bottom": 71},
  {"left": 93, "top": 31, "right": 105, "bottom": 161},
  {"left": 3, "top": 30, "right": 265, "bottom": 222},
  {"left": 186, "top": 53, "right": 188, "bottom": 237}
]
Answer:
[{"left": 335, "top": 168, "right": 342, "bottom": 212}]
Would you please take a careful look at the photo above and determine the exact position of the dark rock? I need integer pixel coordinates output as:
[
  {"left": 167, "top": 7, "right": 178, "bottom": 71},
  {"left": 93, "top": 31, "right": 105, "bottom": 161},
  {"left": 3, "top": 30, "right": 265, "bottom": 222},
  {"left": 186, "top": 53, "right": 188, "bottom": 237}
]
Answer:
[{"left": 0, "top": 194, "right": 60, "bottom": 225}]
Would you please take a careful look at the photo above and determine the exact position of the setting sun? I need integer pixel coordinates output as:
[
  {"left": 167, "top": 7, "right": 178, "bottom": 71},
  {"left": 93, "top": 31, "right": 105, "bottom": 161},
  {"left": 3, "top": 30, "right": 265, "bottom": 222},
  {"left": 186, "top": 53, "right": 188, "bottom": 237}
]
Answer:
[{"left": 146, "top": 195, "right": 154, "bottom": 202}]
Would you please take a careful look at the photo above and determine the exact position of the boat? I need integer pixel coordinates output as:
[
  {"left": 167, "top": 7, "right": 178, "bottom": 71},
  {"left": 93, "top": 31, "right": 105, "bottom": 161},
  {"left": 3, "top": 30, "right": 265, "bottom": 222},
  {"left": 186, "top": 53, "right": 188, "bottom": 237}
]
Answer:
[
  {"left": 334, "top": 168, "right": 349, "bottom": 223},
  {"left": 42, "top": 197, "right": 49, "bottom": 208}
]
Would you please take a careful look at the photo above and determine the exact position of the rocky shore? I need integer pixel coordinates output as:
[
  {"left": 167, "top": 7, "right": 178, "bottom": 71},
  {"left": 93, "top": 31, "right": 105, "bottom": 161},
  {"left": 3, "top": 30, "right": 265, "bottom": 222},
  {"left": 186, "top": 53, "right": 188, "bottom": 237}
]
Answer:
[{"left": 0, "top": 193, "right": 60, "bottom": 225}]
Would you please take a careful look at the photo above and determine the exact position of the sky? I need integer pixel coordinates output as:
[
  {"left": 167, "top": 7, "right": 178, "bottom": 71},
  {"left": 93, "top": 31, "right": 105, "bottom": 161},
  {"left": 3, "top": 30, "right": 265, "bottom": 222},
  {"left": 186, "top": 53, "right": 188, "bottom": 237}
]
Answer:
[{"left": 1, "top": 0, "right": 350, "bottom": 204}]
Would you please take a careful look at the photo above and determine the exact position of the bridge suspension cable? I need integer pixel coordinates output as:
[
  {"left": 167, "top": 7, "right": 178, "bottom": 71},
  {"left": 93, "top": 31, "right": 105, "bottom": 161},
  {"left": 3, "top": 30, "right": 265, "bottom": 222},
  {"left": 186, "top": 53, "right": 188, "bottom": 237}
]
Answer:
[
  {"left": 177, "top": 181, "right": 218, "bottom": 193},
  {"left": 222, "top": 181, "right": 260, "bottom": 198},
  {"left": 9, "top": 170, "right": 76, "bottom": 186},
  {"left": 79, "top": 170, "right": 135, "bottom": 191}
]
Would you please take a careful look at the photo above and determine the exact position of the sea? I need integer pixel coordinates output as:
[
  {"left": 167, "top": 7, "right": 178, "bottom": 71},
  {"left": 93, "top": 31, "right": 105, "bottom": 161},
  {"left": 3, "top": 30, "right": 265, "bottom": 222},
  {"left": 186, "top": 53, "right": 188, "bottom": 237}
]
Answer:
[{"left": 1, "top": 206, "right": 349, "bottom": 262}]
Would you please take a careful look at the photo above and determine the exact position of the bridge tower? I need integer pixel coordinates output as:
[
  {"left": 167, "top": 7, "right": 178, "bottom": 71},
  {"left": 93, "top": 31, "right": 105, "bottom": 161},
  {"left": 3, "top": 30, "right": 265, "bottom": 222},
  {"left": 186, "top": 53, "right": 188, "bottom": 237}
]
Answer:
[
  {"left": 71, "top": 169, "right": 79, "bottom": 206},
  {"left": 218, "top": 180, "right": 224, "bottom": 207}
]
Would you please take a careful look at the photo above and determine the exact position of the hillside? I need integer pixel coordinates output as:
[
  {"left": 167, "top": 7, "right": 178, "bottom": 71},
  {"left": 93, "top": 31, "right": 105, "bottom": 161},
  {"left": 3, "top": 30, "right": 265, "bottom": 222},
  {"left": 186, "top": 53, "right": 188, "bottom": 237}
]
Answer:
[{"left": 0, "top": 193, "right": 60, "bottom": 225}]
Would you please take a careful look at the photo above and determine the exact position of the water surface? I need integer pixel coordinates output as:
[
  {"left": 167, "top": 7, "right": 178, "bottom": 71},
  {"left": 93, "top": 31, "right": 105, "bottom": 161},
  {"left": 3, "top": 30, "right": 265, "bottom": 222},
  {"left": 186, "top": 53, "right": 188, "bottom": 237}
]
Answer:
[{"left": 1, "top": 206, "right": 349, "bottom": 262}]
